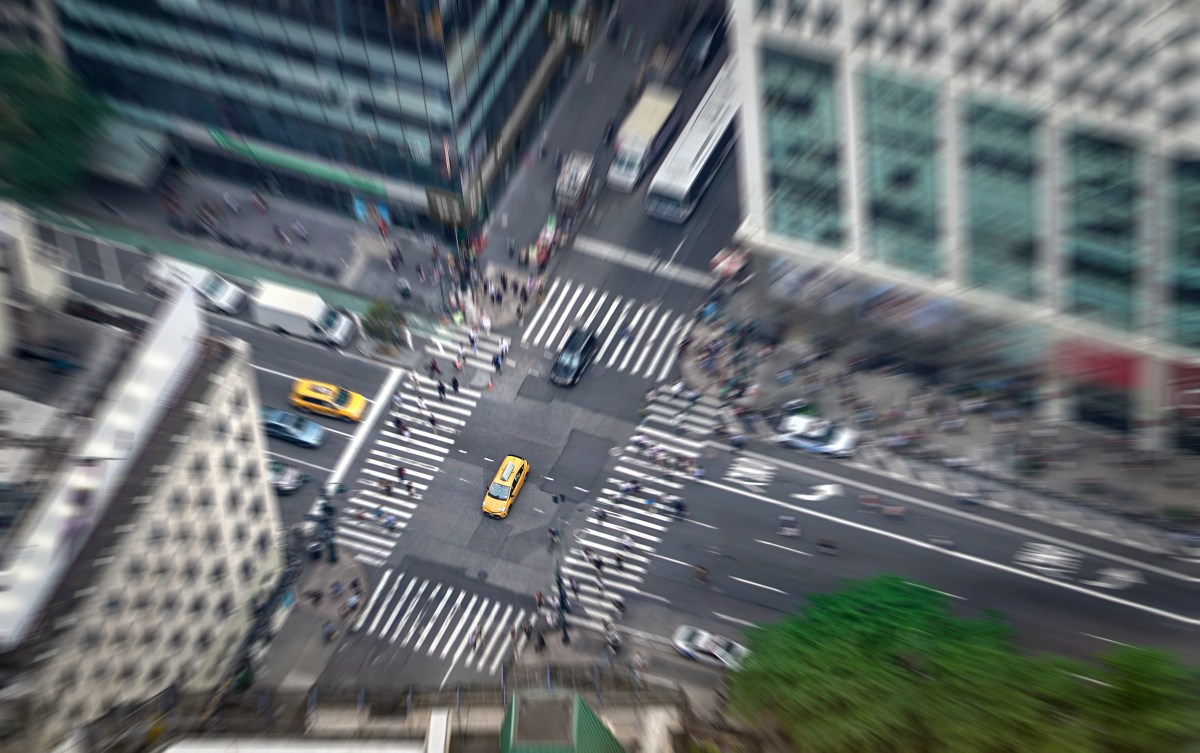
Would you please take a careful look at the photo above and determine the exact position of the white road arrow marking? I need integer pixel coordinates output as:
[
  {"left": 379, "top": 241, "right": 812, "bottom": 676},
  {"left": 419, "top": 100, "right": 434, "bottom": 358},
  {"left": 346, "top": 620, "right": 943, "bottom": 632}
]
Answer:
[
  {"left": 1080, "top": 567, "right": 1146, "bottom": 590},
  {"left": 790, "top": 484, "right": 844, "bottom": 502}
]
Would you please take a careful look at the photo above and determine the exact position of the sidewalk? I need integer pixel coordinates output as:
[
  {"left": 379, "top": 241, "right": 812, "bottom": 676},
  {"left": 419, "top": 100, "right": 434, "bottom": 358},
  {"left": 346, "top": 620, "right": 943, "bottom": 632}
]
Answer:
[
  {"left": 255, "top": 553, "right": 369, "bottom": 693},
  {"left": 676, "top": 272, "right": 1200, "bottom": 527}
]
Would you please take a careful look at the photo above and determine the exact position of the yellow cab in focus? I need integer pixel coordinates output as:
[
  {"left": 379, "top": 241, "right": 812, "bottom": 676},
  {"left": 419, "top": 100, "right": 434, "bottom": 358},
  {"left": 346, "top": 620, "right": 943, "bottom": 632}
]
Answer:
[
  {"left": 288, "top": 379, "right": 367, "bottom": 422},
  {"left": 483, "top": 455, "right": 529, "bottom": 519}
]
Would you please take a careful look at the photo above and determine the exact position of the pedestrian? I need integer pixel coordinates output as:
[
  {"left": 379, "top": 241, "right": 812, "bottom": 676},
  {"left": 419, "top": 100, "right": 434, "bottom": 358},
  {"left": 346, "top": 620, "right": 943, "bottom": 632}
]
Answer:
[
  {"left": 493, "top": 354, "right": 502, "bottom": 374},
  {"left": 499, "top": 338, "right": 510, "bottom": 360},
  {"left": 516, "top": 306, "right": 524, "bottom": 325},
  {"left": 510, "top": 626, "right": 518, "bottom": 645},
  {"left": 393, "top": 416, "right": 404, "bottom": 434},
  {"left": 615, "top": 553, "right": 624, "bottom": 570},
  {"left": 451, "top": 377, "right": 460, "bottom": 395},
  {"left": 523, "top": 619, "right": 533, "bottom": 638},
  {"left": 437, "top": 381, "right": 446, "bottom": 401},
  {"left": 457, "top": 343, "right": 466, "bottom": 362},
  {"left": 391, "top": 391, "right": 403, "bottom": 412},
  {"left": 428, "top": 413, "right": 439, "bottom": 430},
  {"left": 469, "top": 628, "right": 480, "bottom": 651},
  {"left": 595, "top": 558, "right": 605, "bottom": 574},
  {"left": 594, "top": 506, "right": 607, "bottom": 522},
  {"left": 396, "top": 467, "right": 407, "bottom": 483},
  {"left": 331, "top": 581, "right": 344, "bottom": 596},
  {"left": 374, "top": 506, "right": 384, "bottom": 519},
  {"left": 536, "top": 631, "right": 546, "bottom": 652},
  {"left": 583, "top": 547, "right": 595, "bottom": 561},
  {"left": 622, "top": 534, "right": 634, "bottom": 551},
  {"left": 569, "top": 577, "right": 580, "bottom": 597},
  {"left": 385, "top": 514, "right": 397, "bottom": 529},
  {"left": 535, "top": 591, "right": 545, "bottom": 608},
  {"left": 380, "top": 480, "right": 392, "bottom": 496},
  {"left": 429, "top": 358, "right": 441, "bottom": 376},
  {"left": 613, "top": 598, "right": 626, "bottom": 617},
  {"left": 406, "top": 481, "right": 415, "bottom": 496},
  {"left": 594, "top": 577, "right": 605, "bottom": 593},
  {"left": 468, "top": 330, "right": 478, "bottom": 354}
]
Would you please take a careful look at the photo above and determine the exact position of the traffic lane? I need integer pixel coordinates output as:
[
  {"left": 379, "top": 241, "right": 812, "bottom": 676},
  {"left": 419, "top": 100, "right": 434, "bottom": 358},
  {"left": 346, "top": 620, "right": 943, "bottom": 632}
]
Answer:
[
  {"left": 740, "top": 445, "right": 1186, "bottom": 575},
  {"left": 69, "top": 274, "right": 158, "bottom": 317},
  {"left": 255, "top": 369, "right": 355, "bottom": 471},
  {"left": 587, "top": 147, "right": 740, "bottom": 271},
  {"left": 678, "top": 473, "right": 1200, "bottom": 620},
  {"left": 643, "top": 519, "right": 1200, "bottom": 662},
  {"left": 219, "top": 316, "right": 389, "bottom": 397}
]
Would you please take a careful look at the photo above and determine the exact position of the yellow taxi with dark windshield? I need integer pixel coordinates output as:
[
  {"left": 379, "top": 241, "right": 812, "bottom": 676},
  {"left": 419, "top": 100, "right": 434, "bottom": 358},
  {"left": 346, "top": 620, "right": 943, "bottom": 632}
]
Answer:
[
  {"left": 288, "top": 379, "right": 367, "bottom": 422},
  {"left": 483, "top": 455, "right": 529, "bottom": 519}
]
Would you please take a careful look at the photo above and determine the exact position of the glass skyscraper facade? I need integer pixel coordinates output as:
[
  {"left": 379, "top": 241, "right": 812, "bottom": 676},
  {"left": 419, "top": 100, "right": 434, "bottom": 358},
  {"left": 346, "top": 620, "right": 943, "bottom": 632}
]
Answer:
[
  {"left": 57, "top": 0, "right": 560, "bottom": 230},
  {"left": 735, "top": 0, "right": 1200, "bottom": 449}
]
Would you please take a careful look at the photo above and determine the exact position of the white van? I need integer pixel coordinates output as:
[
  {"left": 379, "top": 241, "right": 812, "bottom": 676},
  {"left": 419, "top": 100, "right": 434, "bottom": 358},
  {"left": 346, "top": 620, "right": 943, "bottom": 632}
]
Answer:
[{"left": 148, "top": 259, "right": 247, "bottom": 314}]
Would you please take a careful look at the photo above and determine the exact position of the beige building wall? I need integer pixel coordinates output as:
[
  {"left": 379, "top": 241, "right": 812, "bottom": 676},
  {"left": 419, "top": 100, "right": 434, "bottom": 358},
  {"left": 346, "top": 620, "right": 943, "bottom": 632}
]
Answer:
[{"left": 27, "top": 338, "right": 284, "bottom": 749}]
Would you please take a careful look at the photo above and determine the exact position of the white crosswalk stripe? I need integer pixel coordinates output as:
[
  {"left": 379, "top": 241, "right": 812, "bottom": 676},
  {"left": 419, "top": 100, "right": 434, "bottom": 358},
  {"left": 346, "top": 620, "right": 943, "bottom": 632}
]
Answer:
[
  {"left": 557, "top": 390, "right": 724, "bottom": 633},
  {"left": 352, "top": 570, "right": 531, "bottom": 675},
  {"left": 422, "top": 321, "right": 512, "bottom": 376},
  {"left": 334, "top": 369, "right": 484, "bottom": 567},
  {"left": 521, "top": 278, "right": 689, "bottom": 380}
]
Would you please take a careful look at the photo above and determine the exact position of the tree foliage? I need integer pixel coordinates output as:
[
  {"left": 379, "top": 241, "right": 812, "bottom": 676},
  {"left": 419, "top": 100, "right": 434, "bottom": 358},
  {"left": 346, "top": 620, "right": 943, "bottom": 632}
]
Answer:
[
  {"left": 362, "top": 300, "right": 408, "bottom": 347},
  {"left": 0, "top": 52, "right": 107, "bottom": 200},
  {"left": 727, "top": 575, "right": 1200, "bottom": 753}
]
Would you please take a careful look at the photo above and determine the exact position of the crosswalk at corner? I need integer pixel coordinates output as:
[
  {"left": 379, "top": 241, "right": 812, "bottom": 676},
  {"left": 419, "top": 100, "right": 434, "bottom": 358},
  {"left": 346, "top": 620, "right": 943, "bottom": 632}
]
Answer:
[
  {"left": 333, "top": 373, "right": 483, "bottom": 567},
  {"left": 557, "top": 389, "right": 724, "bottom": 633},
  {"left": 521, "top": 278, "right": 693, "bottom": 381},
  {"left": 352, "top": 569, "right": 531, "bottom": 677},
  {"left": 422, "top": 322, "right": 510, "bottom": 377}
]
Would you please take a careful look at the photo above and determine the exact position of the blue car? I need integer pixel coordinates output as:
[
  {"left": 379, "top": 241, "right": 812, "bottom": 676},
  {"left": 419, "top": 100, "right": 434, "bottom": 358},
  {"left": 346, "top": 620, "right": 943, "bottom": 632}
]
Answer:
[{"left": 261, "top": 408, "right": 327, "bottom": 448}]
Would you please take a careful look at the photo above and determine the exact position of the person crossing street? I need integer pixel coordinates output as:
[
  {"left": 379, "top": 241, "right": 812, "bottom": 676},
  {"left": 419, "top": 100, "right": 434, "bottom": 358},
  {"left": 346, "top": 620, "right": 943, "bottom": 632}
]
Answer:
[
  {"left": 437, "top": 381, "right": 447, "bottom": 401},
  {"left": 451, "top": 376, "right": 460, "bottom": 395}
]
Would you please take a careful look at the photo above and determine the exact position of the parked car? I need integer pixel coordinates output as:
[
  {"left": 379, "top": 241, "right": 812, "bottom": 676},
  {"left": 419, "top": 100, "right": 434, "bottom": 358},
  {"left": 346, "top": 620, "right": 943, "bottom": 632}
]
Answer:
[
  {"left": 671, "top": 625, "right": 749, "bottom": 670},
  {"left": 261, "top": 408, "right": 327, "bottom": 448},
  {"left": 267, "top": 460, "right": 307, "bottom": 495},
  {"left": 550, "top": 327, "right": 599, "bottom": 386}
]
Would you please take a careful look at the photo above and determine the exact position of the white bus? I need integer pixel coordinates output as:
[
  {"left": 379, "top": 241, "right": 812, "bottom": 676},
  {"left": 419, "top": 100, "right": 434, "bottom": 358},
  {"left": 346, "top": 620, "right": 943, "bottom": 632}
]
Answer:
[
  {"left": 607, "top": 84, "right": 683, "bottom": 192},
  {"left": 645, "top": 58, "right": 740, "bottom": 222}
]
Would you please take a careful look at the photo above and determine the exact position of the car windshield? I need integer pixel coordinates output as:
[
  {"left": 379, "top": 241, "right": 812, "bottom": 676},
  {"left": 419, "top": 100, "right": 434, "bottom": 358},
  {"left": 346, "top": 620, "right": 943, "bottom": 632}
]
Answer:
[
  {"left": 288, "top": 416, "right": 308, "bottom": 432},
  {"left": 488, "top": 482, "right": 511, "bottom": 501},
  {"left": 199, "top": 274, "right": 224, "bottom": 297},
  {"left": 613, "top": 148, "right": 640, "bottom": 172},
  {"left": 335, "top": 388, "right": 352, "bottom": 406},
  {"left": 319, "top": 308, "right": 341, "bottom": 330},
  {"left": 558, "top": 352, "right": 581, "bottom": 369}
]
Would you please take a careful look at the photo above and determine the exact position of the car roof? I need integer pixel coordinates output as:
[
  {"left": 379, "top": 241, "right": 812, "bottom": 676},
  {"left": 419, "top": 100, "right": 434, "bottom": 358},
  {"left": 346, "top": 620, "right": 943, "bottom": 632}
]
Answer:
[
  {"left": 564, "top": 328, "right": 593, "bottom": 349},
  {"left": 294, "top": 380, "right": 337, "bottom": 397}
]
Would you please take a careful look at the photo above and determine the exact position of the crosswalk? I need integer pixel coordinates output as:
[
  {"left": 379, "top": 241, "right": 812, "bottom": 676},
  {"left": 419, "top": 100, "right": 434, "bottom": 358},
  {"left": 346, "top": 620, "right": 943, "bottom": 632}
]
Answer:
[
  {"left": 521, "top": 278, "right": 692, "bottom": 381},
  {"left": 559, "top": 390, "right": 724, "bottom": 633},
  {"left": 352, "top": 569, "right": 531, "bottom": 676},
  {"left": 335, "top": 370, "right": 484, "bottom": 567},
  {"left": 422, "top": 321, "right": 510, "bottom": 376}
]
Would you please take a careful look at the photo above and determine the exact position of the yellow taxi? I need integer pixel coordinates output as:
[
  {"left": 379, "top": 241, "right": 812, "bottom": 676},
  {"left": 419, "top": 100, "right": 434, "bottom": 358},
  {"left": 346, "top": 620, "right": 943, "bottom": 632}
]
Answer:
[
  {"left": 483, "top": 455, "right": 529, "bottom": 519},
  {"left": 288, "top": 379, "right": 367, "bottom": 422}
]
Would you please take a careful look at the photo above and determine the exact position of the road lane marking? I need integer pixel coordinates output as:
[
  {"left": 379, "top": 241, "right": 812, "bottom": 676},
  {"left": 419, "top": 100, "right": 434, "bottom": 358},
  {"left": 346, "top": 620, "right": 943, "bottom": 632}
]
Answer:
[
  {"left": 733, "top": 448, "right": 1196, "bottom": 584},
  {"left": 1081, "top": 632, "right": 1133, "bottom": 648},
  {"left": 263, "top": 451, "right": 332, "bottom": 473},
  {"left": 729, "top": 576, "right": 788, "bottom": 595},
  {"left": 905, "top": 582, "right": 966, "bottom": 600},
  {"left": 689, "top": 476, "right": 1200, "bottom": 626},
  {"left": 754, "top": 539, "right": 812, "bottom": 557},
  {"left": 713, "top": 612, "right": 757, "bottom": 628},
  {"left": 310, "top": 367, "right": 402, "bottom": 516}
]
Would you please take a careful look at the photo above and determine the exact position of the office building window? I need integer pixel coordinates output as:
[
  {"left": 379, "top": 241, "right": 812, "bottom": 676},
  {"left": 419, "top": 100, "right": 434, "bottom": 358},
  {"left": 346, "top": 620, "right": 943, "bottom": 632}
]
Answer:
[
  {"left": 962, "top": 100, "right": 1042, "bottom": 300},
  {"left": 1063, "top": 131, "right": 1139, "bottom": 331},
  {"left": 861, "top": 69, "right": 943, "bottom": 278},
  {"left": 760, "top": 46, "right": 844, "bottom": 248},
  {"left": 1169, "top": 159, "right": 1200, "bottom": 347}
]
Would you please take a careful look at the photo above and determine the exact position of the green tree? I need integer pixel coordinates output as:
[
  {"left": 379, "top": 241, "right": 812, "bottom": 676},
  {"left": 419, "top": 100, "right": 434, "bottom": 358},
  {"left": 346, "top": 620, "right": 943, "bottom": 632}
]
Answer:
[
  {"left": 0, "top": 52, "right": 107, "bottom": 200},
  {"left": 362, "top": 300, "right": 408, "bottom": 348},
  {"left": 727, "top": 575, "right": 1199, "bottom": 753}
]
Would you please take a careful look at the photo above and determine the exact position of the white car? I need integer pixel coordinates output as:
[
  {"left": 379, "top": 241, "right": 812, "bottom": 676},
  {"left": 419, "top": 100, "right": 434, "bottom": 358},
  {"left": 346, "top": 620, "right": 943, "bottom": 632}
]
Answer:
[
  {"left": 148, "top": 258, "right": 247, "bottom": 314},
  {"left": 671, "top": 625, "right": 749, "bottom": 670}
]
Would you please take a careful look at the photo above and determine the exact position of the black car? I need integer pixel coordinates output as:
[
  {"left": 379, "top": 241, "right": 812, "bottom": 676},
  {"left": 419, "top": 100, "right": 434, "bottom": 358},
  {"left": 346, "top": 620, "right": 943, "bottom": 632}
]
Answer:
[
  {"left": 550, "top": 327, "right": 598, "bottom": 386},
  {"left": 683, "top": 10, "right": 727, "bottom": 77}
]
